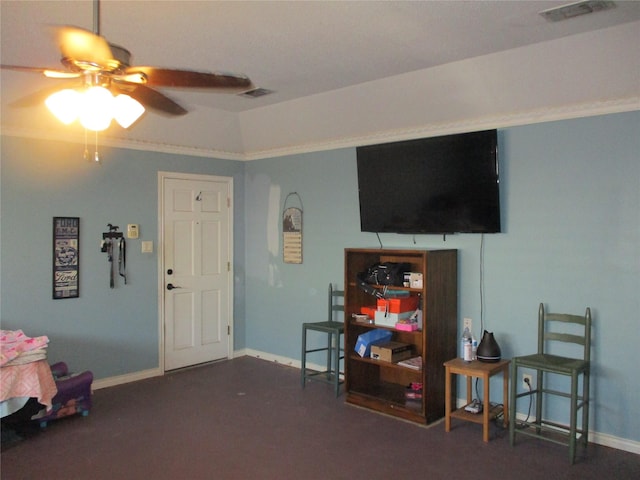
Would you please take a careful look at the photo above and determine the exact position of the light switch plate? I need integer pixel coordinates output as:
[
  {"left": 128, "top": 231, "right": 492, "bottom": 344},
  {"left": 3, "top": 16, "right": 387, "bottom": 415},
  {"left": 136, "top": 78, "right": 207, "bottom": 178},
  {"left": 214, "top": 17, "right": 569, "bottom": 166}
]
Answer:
[
  {"left": 127, "top": 224, "right": 139, "bottom": 239},
  {"left": 141, "top": 241, "right": 153, "bottom": 253}
]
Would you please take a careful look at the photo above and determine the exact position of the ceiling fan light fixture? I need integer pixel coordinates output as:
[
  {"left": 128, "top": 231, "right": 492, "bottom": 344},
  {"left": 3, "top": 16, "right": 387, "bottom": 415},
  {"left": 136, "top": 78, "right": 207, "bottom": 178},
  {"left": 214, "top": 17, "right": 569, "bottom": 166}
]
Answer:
[
  {"left": 78, "top": 86, "right": 114, "bottom": 131},
  {"left": 113, "top": 94, "right": 145, "bottom": 128},
  {"left": 10, "top": 4, "right": 253, "bottom": 136},
  {"left": 45, "top": 89, "right": 81, "bottom": 124},
  {"left": 46, "top": 86, "right": 144, "bottom": 131}
]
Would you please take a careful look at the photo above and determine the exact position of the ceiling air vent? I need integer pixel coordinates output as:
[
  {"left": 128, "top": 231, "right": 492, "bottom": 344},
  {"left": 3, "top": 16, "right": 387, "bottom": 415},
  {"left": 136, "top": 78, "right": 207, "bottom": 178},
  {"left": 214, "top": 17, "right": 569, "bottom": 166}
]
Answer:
[
  {"left": 540, "top": 1, "right": 616, "bottom": 22},
  {"left": 239, "top": 88, "right": 274, "bottom": 99}
]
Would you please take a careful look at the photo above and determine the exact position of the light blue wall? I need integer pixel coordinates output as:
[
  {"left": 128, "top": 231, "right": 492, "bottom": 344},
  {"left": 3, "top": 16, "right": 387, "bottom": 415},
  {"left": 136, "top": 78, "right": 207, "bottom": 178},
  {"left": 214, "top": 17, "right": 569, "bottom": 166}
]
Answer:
[
  {"left": 1, "top": 111, "right": 638, "bottom": 442},
  {"left": 244, "top": 111, "right": 640, "bottom": 442},
  {"left": 0, "top": 137, "right": 246, "bottom": 378}
]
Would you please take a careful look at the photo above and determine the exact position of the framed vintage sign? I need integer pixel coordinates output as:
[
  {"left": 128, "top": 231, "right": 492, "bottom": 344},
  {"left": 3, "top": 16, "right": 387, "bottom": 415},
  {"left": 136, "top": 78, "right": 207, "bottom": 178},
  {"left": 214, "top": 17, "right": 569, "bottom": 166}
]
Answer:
[{"left": 53, "top": 217, "right": 79, "bottom": 299}]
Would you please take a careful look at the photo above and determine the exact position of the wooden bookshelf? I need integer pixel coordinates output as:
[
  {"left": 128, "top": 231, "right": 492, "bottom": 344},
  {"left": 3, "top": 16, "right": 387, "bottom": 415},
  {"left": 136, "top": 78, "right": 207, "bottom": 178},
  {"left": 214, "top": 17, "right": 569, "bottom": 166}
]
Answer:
[{"left": 344, "top": 248, "right": 458, "bottom": 424}]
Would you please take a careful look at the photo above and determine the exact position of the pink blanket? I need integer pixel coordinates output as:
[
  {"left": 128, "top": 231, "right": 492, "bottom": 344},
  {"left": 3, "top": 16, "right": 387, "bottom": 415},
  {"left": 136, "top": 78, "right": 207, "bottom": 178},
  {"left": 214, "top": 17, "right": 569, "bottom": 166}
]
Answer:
[
  {"left": 0, "top": 360, "right": 58, "bottom": 410},
  {"left": 1, "top": 329, "right": 49, "bottom": 367}
]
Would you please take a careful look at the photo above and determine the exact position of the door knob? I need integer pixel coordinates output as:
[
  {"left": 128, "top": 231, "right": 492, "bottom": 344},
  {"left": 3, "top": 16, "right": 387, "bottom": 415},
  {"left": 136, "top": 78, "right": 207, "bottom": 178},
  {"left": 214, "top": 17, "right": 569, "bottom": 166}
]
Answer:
[{"left": 166, "top": 283, "right": 181, "bottom": 290}]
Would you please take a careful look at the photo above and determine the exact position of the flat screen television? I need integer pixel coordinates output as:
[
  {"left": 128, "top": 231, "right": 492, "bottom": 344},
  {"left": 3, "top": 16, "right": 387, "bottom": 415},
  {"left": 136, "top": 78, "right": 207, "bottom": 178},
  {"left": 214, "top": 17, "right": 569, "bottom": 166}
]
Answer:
[{"left": 356, "top": 129, "right": 500, "bottom": 234}]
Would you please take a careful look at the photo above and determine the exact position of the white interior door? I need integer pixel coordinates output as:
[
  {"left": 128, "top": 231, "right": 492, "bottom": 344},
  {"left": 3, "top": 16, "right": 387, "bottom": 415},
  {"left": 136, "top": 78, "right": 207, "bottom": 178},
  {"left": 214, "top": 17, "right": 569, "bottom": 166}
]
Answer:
[{"left": 161, "top": 173, "right": 232, "bottom": 371}]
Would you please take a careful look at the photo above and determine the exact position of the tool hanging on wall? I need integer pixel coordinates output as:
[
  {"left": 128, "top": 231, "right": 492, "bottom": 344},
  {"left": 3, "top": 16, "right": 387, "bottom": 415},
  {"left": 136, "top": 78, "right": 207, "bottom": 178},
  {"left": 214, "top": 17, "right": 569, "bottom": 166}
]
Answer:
[
  {"left": 118, "top": 235, "right": 126, "bottom": 285},
  {"left": 100, "top": 224, "right": 126, "bottom": 288}
]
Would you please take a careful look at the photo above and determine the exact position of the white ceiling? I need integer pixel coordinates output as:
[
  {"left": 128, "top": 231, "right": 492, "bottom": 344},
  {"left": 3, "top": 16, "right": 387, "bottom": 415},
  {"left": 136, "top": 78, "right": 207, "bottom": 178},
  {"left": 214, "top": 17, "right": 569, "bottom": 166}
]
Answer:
[{"left": 2, "top": 1, "right": 639, "bottom": 159}]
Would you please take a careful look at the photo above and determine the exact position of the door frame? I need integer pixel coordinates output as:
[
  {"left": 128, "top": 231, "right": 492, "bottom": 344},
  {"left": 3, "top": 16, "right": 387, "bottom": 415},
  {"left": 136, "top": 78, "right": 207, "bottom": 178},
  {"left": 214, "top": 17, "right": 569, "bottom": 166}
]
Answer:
[{"left": 157, "top": 171, "right": 234, "bottom": 373}]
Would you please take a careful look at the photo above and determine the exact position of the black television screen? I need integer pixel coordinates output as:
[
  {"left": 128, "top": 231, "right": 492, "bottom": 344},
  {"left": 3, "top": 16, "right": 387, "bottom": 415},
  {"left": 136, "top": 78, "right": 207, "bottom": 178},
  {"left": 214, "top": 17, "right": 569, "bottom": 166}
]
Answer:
[{"left": 356, "top": 129, "right": 500, "bottom": 234}]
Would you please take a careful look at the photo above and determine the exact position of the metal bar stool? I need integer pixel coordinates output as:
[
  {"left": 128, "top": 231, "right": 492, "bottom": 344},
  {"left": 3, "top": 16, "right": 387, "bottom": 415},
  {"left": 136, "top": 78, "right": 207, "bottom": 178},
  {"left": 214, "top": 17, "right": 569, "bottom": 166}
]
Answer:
[
  {"left": 301, "top": 283, "right": 344, "bottom": 396},
  {"left": 509, "top": 303, "right": 592, "bottom": 464}
]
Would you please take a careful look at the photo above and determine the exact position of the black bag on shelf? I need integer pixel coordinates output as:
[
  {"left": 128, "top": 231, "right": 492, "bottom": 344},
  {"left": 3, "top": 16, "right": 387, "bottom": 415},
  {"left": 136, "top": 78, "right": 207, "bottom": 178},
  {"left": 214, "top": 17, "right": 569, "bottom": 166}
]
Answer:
[{"left": 361, "top": 262, "right": 411, "bottom": 287}]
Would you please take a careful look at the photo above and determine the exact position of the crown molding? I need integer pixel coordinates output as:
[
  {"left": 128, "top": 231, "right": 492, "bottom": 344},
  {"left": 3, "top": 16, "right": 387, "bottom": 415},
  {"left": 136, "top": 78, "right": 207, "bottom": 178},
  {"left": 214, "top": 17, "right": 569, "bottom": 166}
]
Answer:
[
  {"left": 240, "top": 96, "right": 640, "bottom": 161},
  {"left": 2, "top": 96, "right": 638, "bottom": 161},
  {"left": 0, "top": 126, "right": 247, "bottom": 161}
]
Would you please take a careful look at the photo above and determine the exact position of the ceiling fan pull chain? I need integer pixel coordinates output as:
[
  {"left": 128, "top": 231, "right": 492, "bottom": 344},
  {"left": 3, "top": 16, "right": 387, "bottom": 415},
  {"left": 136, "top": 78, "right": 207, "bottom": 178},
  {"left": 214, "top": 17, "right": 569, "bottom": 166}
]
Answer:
[
  {"left": 94, "top": 130, "right": 101, "bottom": 164},
  {"left": 1, "top": 0, "right": 254, "bottom": 156},
  {"left": 82, "top": 128, "right": 100, "bottom": 164},
  {"left": 83, "top": 128, "right": 89, "bottom": 162}
]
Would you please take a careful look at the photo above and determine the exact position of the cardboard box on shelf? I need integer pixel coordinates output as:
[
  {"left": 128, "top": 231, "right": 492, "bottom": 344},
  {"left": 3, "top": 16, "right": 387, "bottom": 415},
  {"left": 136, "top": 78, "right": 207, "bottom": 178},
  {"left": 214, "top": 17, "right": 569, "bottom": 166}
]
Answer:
[{"left": 370, "top": 341, "right": 413, "bottom": 363}]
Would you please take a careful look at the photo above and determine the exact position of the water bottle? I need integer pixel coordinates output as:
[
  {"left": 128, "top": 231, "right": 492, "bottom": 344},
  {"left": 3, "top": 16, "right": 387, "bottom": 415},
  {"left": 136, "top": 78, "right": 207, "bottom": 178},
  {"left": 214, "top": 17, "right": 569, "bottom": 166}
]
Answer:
[{"left": 461, "top": 327, "right": 472, "bottom": 361}]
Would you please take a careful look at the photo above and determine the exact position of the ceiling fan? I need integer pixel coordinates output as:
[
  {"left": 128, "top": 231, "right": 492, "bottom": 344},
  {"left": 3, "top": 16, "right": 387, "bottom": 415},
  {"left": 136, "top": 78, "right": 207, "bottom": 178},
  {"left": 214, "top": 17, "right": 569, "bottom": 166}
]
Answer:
[{"left": 1, "top": 0, "right": 254, "bottom": 129}]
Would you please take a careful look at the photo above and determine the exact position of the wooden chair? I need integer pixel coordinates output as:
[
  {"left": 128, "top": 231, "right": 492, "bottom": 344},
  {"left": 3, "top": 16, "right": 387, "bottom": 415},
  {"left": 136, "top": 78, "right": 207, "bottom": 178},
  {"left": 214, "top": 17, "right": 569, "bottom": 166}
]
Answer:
[
  {"left": 301, "top": 284, "right": 345, "bottom": 396},
  {"left": 509, "top": 303, "right": 592, "bottom": 464}
]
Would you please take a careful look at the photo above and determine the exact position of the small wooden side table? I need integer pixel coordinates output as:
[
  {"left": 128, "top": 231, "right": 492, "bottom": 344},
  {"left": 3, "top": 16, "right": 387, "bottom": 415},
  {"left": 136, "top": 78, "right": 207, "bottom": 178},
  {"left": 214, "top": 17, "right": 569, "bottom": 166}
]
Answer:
[{"left": 443, "top": 357, "right": 510, "bottom": 442}]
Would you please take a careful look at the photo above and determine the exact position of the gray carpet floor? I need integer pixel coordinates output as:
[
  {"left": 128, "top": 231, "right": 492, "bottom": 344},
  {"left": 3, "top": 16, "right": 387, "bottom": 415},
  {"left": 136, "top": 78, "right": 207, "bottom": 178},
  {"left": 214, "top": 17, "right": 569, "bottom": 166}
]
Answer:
[{"left": 1, "top": 356, "right": 639, "bottom": 479}]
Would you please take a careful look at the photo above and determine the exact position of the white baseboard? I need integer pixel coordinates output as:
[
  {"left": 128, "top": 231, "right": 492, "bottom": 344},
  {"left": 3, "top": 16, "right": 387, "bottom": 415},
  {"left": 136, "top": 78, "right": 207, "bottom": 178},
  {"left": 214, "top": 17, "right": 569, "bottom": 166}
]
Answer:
[
  {"left": 240, "top": 348, "right": 340, "bottom": 376},
  {"left": 589, "top": 431, "right": 640, "bottom": 455},
  {"left": 90, "top": 350, "right": 640, "bottom": 456},
  {"left": 92, "top": 367, "right": 162, "bottom": 390},
  {"left": 239, "top": 348, "right": 301, "bottom": 369}
]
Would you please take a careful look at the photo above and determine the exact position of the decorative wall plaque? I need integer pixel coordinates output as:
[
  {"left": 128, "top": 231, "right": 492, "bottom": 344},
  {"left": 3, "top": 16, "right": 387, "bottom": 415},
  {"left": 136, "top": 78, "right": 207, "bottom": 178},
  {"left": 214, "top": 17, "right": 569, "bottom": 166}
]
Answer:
[
  {"left": 283, "top": 192, "right": 303, "bottom": 264},
  {"left": 53, "top": 217, "right": 79, "bottom": 299}
]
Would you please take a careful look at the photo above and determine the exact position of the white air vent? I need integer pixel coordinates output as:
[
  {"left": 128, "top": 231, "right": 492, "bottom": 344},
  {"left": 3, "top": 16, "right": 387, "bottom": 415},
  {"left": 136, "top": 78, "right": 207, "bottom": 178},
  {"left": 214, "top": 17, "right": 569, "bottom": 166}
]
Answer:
[
  {"left": 239, "top": 88, "right": 274, "bottom": 99},
  {"left": 540, "top": 1, "right": 616, "bottom": 22}
]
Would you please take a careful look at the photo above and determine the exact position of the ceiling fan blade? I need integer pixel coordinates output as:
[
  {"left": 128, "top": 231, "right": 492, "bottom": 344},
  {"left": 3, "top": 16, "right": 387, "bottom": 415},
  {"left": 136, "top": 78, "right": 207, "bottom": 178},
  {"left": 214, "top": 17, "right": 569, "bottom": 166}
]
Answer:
[
  {"left": 54, "top": 26, "right": 115, "bottom": 67},
  {"left": 0, "top": 64, "right": 81, "bottom": 79},
  {"left": 123, "top": 67, "right": 253, "bottom": 91},
  {"left": 44, "top": 70, "right": 82, "bottom": 79},
  {"left": 112, "top": 83, "right": 187, "bottom": 116},
  {"left": 1, "top": 64, "right": 50, "bottom": 74}
]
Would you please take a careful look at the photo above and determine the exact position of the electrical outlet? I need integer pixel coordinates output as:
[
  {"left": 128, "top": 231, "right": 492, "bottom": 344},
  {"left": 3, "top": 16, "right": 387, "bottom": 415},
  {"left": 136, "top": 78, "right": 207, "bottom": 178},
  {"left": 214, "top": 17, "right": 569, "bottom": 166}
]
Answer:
[
  {"left": 523, "top": 373, "right": 533, "bottom": 389},
  {"left": 463, "top": 317, "right": 472, "bottom": 331}
]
